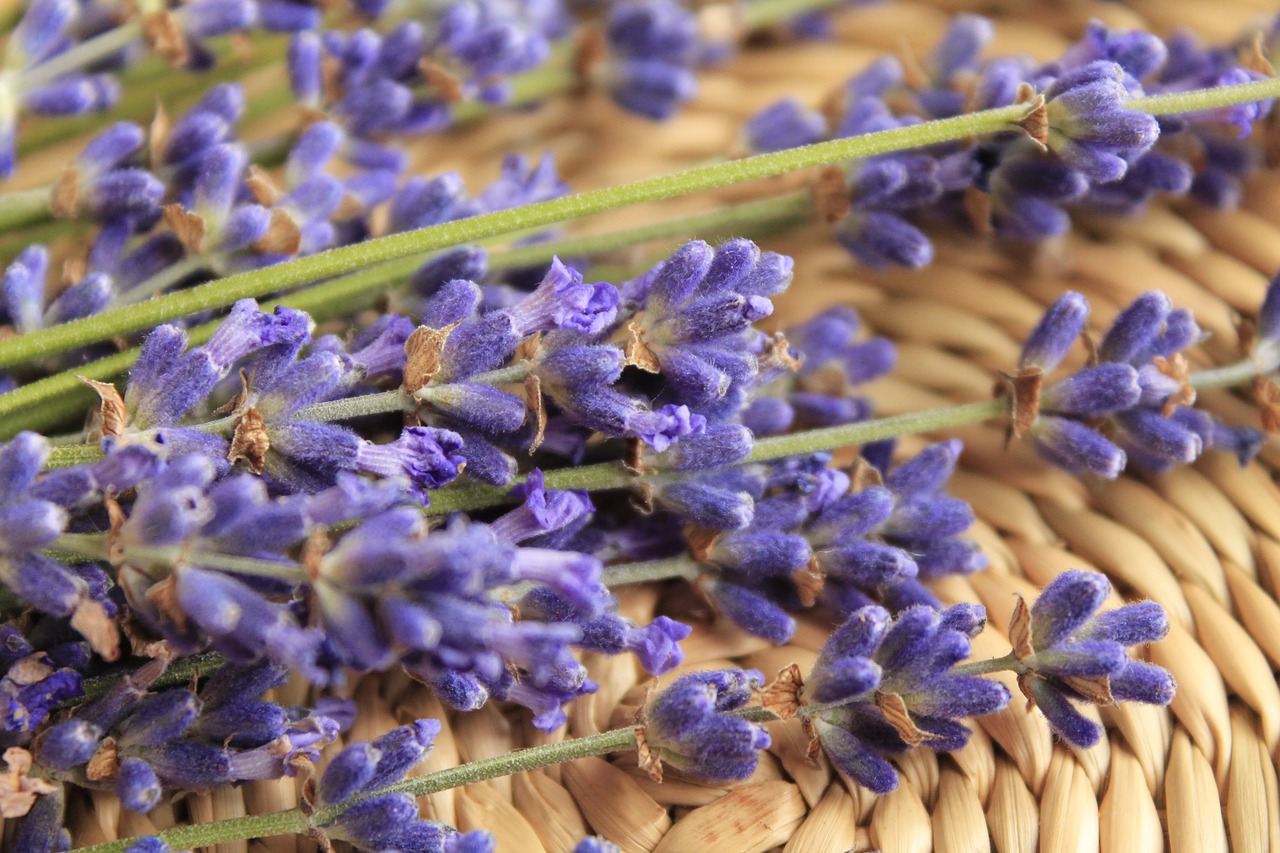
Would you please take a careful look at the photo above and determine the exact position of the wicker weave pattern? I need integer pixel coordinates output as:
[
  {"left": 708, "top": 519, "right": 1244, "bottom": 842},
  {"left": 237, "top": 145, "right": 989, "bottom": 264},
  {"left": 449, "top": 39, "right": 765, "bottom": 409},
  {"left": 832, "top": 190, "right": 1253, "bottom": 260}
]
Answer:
[{"left": 36, "top": 1, "right": 1280, "bottom": 850}]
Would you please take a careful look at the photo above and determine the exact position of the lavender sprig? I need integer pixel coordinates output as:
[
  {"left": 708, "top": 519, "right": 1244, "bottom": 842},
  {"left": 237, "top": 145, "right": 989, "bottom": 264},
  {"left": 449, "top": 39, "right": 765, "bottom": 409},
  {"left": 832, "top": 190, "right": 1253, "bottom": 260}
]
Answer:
[
  {"left": 7, "top": 74, "right": 1279, "bottom": 371},
  {"left": 744, "top": 15, "right": 1276, "bottom": 264}
]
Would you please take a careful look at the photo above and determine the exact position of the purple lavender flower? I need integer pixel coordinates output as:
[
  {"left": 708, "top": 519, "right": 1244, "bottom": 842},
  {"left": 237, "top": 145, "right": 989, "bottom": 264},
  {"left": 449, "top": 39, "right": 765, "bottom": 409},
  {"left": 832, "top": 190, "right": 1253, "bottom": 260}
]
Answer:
[
  {"left": 1, "top": 246, "right": 52, "bottom": 335},
  {"left": 639, "top": 669, "right": 770, "bottom": 782},
  {"left": 1039, "top": 61, "right": 1160, "bottom": 183},
  {"left": 600, "top": 0, "right": 699, "bottom": 120},
  {"left": 745, "top": 306, "right": 895, "bottom": 436},
  {"left": 0, "top": 0, "right": 120, "bottom": 177},
  {"left": 766, "top": 603, "right": 1007, "bottom": 794},
  {"left": 518, "top": 587, "right": 690, "bottom": 675},
  {"left": 505, "top": 258, "right": 620, "bottom": 337},
  {"left": 0, "top": 433, "right": 119, "bottom": 658},
  {"left": 433, "top": 1, "right": 568, "bottom": 104},
  {"left": 1013, "top": 570, "right": 1173, "bottom": 747},
  {"left": 0, "top": 621, "right": 86, "bottom": 747},
  {"left": 622, "top": 239, "right": 787, "bottom": 419},
  {"left": 125, "top": 299, "right": 311, "bottom": 431},
  {"left": 35, "top": 663, "right": 345, "bottom": 811},
  {"left": 313, "top": 513, "right": 610, "bottom": 728},
  {"left": 489, "top": 469, "right": 594, "bottom": 545},
  {"left": 315, "top": 720, "right": 494, "bottom": 853},
  {"left": 536, "top": 345, "right": 707, "bottom": 453},
  {"left": 650, "top": 466, "right": 761, "bottom": 531},
  {"left": 744, "top": 98, "right": 827, "bottom": 153},
  {"left": 1012, "top": 290, "right": 1239, "bottom": 476},
  {"left": 9, "top": 781, "right": 68, "bottom": 853}
]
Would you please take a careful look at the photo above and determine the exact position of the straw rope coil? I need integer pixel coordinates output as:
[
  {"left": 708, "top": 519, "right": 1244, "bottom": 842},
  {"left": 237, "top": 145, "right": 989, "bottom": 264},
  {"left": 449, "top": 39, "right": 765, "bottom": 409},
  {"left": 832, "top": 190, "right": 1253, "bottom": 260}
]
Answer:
[{"left": 9, "top": 0, "right": 1280, "bottom": 849}]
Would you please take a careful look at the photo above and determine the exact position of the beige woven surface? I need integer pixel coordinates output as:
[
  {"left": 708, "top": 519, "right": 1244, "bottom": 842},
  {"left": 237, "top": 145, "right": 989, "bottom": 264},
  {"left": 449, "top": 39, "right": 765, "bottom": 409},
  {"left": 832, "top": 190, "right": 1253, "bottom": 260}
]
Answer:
[{"left": 28, "top": 1, "right": 1280, "bottom": 850}]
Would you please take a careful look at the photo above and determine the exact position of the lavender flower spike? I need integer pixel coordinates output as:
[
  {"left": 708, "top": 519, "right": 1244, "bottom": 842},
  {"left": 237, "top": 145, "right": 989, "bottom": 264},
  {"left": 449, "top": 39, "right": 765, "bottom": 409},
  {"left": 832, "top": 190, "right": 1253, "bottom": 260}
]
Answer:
[
  {"left": 1019, "top": 291, "right": 1089, "bottom": 372},
  {"left": 639, "top": 669, "right": 770, "bottom": 782},
  {"left": 314, "top": 720, "right": 493, "bottom": 853},
  {"left": 1014, "top": 569, "right": 1174, "bottom": 747},
  {"left": 1041, "top": 61, "right": 1161, "bottom": 183},
  {"left": 761, "top": 603, "right": 1007, "bottom": 794}
]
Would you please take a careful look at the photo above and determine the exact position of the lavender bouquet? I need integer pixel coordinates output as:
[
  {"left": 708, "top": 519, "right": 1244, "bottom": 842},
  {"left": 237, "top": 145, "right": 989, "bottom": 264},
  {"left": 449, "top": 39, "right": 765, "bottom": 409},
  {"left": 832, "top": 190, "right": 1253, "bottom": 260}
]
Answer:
[{"left": 0, "top": 0, "right": 1277, "bottom": 850}]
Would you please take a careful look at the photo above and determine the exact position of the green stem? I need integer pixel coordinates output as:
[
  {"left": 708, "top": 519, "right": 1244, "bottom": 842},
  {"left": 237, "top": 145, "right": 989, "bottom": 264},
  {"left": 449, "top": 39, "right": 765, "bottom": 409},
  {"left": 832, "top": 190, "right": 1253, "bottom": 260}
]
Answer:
[
  {"left": 69, "top": 808, "right": 311, "bottom": 853},
  {"left": 742, "top": 0, "right": 850, "bottom": 28},
  {"left": 52, "top": 532, "right": 110, "bottom": 556},
  {"left": 17, "top": 22, "right": 144, "bottom": 91},
  {"left": 417, "top": 349, "right": 1280, "bottom": 515},
  {"left": 51, "top": 533, "right": 308, "bottom": 583},
  {"left": 1129, "top": 77, "right": 1280, "bottom": 117},
  {"left": 111, "top": 256, "right": 212, "bottom": 308},
  {"left": 64, "top": 652, "right": 227, "bottom": 709},
  {"left": 416, "top": 363, "right": 533, "bottom": 406},
  {"left": 45, "top": 445, "right": 111, "bottom": 469},
  {"left": 54, "top": 529, "right": 695, "bottom": 588},
  {"left": 1188, "top": 355, "right": 1269, "bottom": 391},
  {"left": 0, "top": 187, "right": 52, "bottom": 231},
  {"left": 0, "top": 192, "right": 812, "bottom": 439},
  {"left": 423, "top": 398, "right": 1009, "bottom": 516},
  {"left": 37, "top": 345, "right": 1280, "bottom": 477},
  {"left": 0, "top": 102, "right": 1039, "bottom": 368},
  {"left": 602, "top": 555, "right": 702, "bottom": 586},
  {"left": 129, "top": 546, "right": 307, "bottom": 582},
  {"left": 16, "top": 34, "right": 289, "bottom": 161},
  {"left": 749, "top": 398, "right": 1005, "bottom": 458},
  {"left": 290, "top": 388, "right": 414, "bottom": 423},
  {"left": 951, "top": 651, "right": 1024, "bottom": 678},
  {"left": 322, "top": 726, "right": 639, "bottom": 811},
  {"left": 42, "top": 363, "right": 532, "bottom": 463}
]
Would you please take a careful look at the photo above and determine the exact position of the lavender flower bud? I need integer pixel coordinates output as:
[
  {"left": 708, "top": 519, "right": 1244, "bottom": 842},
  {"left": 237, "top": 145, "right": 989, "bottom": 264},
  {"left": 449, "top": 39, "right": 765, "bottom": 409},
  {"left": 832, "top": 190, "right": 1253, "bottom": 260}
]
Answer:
[
  {"left": 745, "top": 98, "right": 827, "bottom": 153},
  {"left": 1017, "top": 570, "right": 1174, "bottom": 746},
  {"left": 1020, "top": 292, "right": 1088, "bottom": 371},
  {"left": 117, "top": 757, "right": 163, "bottom": 812},
  {"left": 706, "top": 580, "right": 795, "bottom": 644},
  {"left": 35, "top": 719, "right": 102, "bottom": 770},
  {"left": 1042, "top": 61, "right": 1160, "bottom": 183}
]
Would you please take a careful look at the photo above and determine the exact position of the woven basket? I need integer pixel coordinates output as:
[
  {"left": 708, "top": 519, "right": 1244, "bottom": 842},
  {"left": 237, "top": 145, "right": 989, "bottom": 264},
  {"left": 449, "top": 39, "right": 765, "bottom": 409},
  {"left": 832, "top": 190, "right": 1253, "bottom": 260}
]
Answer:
[{"left": 40, "top": 1, "right": 1280, "bottom": 850}]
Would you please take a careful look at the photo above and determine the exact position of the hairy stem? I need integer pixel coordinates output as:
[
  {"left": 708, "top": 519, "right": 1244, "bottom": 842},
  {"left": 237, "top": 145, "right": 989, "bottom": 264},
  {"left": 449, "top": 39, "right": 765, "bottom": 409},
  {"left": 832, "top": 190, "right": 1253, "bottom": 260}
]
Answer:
[
  {"left": 742, "top": 0, "right": 851, "bottom": 28},
  {"left": 422, "top": 398, "right": 1009, "bottom": 515},
  {"left": 51, "top": 533, "right": 308, "bottom": 583},
  {"left": 603, "top": 555, "right": 703, "bottom": 586},
  {"left": 17, "top": 22, "right": 144, "bottom": 91},
  {"left": 37, "top": 346, "right": 1277, "bottom": 476},
  {"left": 289, "top": 388, "right": 415, "bottom": 424},
  {"left": 951, "top": 651, "right": 1024, "bottom": 677},
  {"left": 69, "top": 808, "right": 311, "bottom": 853},
  {"left": 0, "top": 187, "right": 53, "bottom": 232},
  {"left": 65, "top": 652, "right": 227, "bottom": 709},
  {"left": 112, "top": 256, "right": 213, "bottom": 307},
  {"left": 1188, "top": 355, "right": 1270, "bottom": 391}
]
